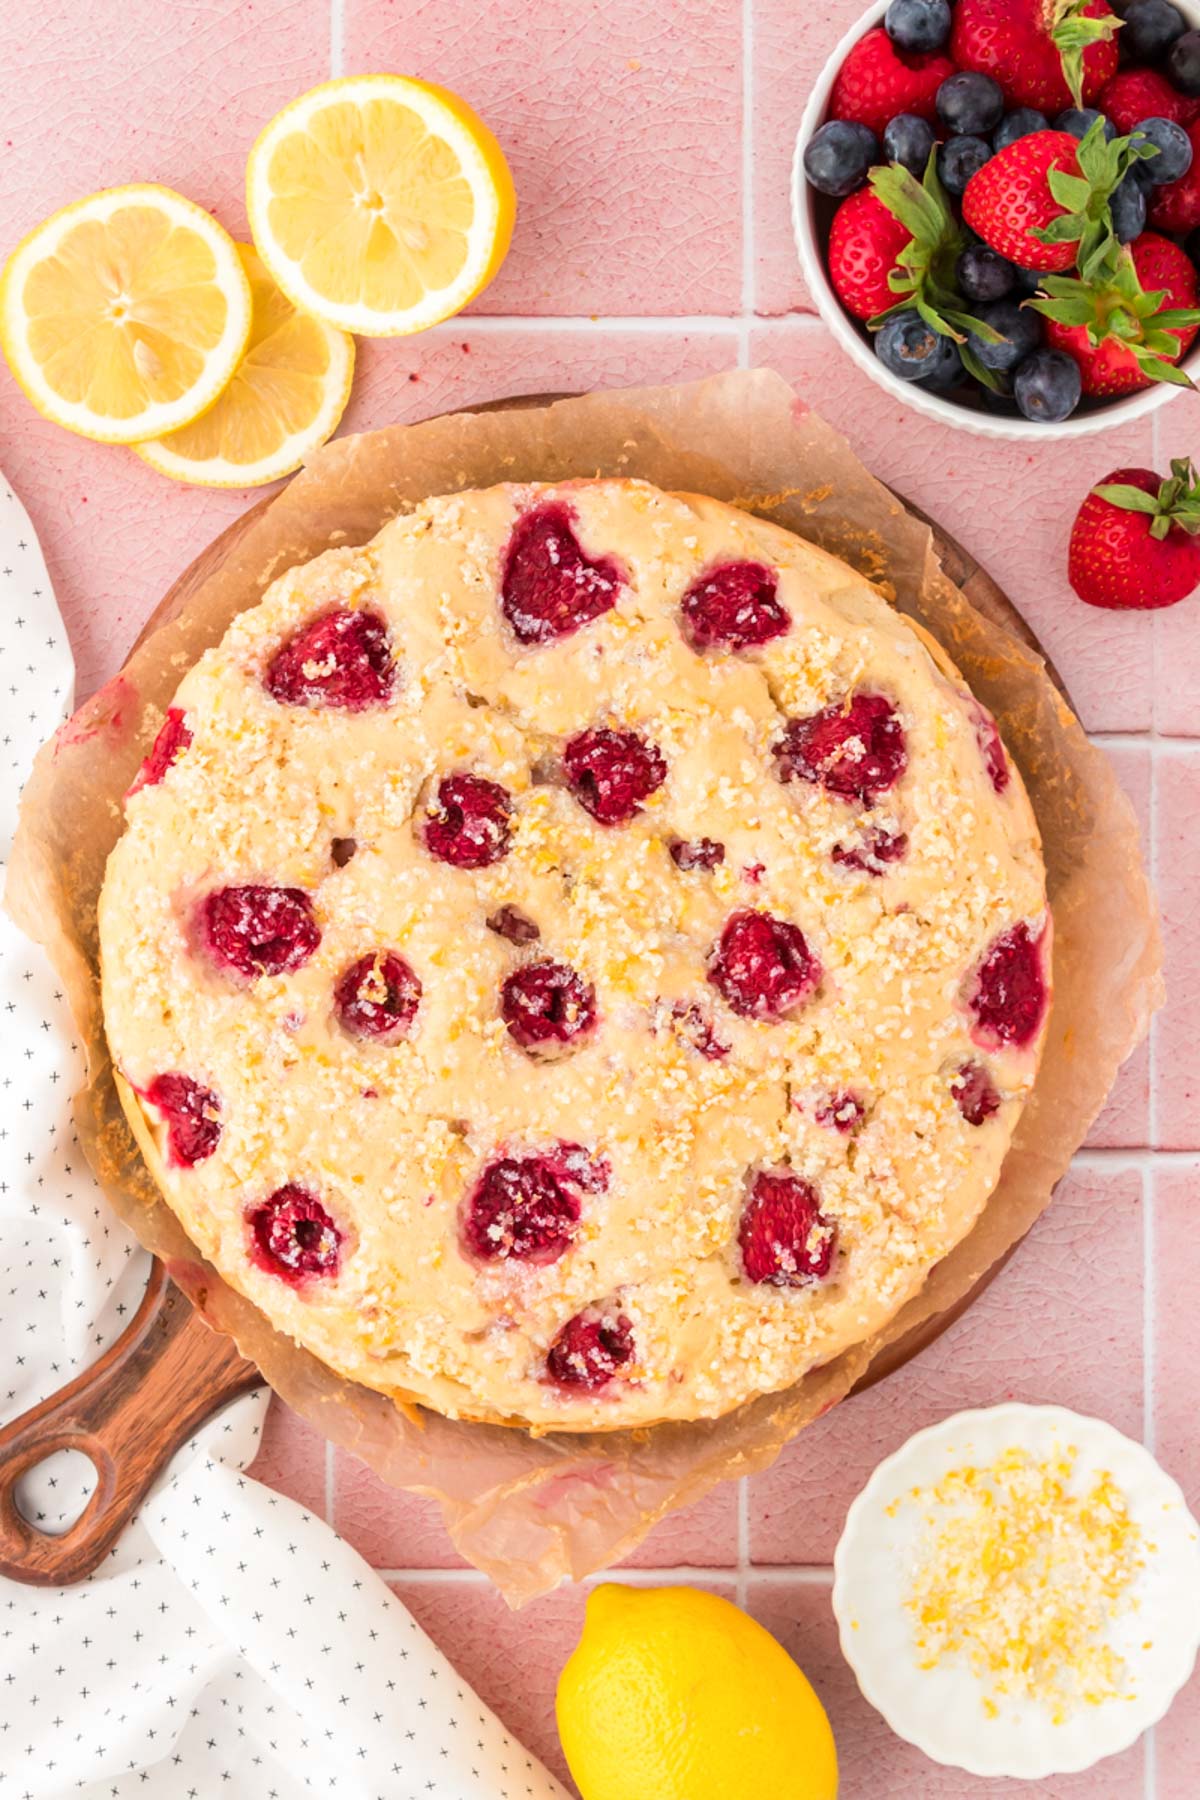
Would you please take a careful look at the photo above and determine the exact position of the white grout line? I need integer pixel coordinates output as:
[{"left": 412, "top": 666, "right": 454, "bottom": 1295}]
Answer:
[
  {"left": 373, "top": 1563, "right": 835, "bottom": 1585},
  {"left": 329, "top": 0, "right": 344, "bottom": 77},
  {"left": 739, "top": 0, "right": 755, "bottom": 370},
  {"left": 1090, "top": 731, "right": 1199, "bottom": 752},
  {"left": 402, "top": 312, "right": 826, "bottom": 336},
  {"left": 435, "top": 313, "right": 747, "bottom": 335},
  {"left": 1073, "top": 1147, "right": 1200, "bottom": 1169}
]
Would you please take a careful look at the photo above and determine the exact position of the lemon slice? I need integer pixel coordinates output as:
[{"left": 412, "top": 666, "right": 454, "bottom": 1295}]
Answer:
[
  {"left": 246, "top": 73, "right": 516, "bottom": 337},
  {"left": 134, "top": 244, "right": 354, "bottom": 487},
  {"left": 0, "top": 184, "right": 252, "bottom": 444}
]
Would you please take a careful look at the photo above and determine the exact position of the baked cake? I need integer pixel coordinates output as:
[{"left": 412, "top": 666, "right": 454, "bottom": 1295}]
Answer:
[{"left": 98, "top": 479, "right": 1050, "bottom": 1432}]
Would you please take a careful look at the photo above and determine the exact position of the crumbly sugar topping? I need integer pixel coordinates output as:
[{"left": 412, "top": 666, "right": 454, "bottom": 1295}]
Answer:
[
  {"left": 899, "top": 1446, "right": 1146, "bottom": 1723},
  {"left": 98, "top": 480, "right": 1048, "bottom": 1431}
]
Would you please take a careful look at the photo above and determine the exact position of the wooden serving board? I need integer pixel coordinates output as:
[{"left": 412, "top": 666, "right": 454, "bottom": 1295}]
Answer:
[{"left": 0, "top": 396, "right": 1069, "bottom": 1587}]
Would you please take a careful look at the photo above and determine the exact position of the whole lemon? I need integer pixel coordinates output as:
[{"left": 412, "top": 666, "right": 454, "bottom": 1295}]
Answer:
[{"left": 556, "top": 1583, "right": 838, "bottom": 1800}]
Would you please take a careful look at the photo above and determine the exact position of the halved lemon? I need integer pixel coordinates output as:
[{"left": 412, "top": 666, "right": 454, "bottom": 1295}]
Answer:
[
  {"left": 246, "top": 73, "right": 516, "bottom": 337},
  {"left": 135, "top": 243, "right": 354, "bottom": 487},
  {"left": 0, "top": 184, "right": 252, "bottom": 443}
]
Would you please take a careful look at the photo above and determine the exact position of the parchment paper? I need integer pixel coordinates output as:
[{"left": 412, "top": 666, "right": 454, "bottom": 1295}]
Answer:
[{"left": 6, "top": 370, "right": 1162, "bottom": 1606}]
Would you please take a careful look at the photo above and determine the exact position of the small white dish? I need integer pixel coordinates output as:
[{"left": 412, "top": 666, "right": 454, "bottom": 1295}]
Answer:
[
  {"left": 791, "top": 0, "right": 1200, "bottom": 440},
  {"left": 832, "top": 1403, "right": 1200, "bottom": 1779}
]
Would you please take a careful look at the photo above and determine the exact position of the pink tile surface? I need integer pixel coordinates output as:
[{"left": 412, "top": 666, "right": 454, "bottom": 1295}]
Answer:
[
  {"left": 342, "top": 326, "right": 739, "bottom": 436},
  {"left": 1152, "top": 1164, "right": 1200, "bottom": 1514},
  {"left": 1086, "top": 744, "right": 1152, "bottom": 1149},
  {"left": 749, "top": 1166, "right": 1146, "bottom": 1563},
  {"left": 1153, "top": 582, "right": 1200, "bottom": 739},
  {"left": 343, "top": 0, "right": 744, "bottom": 317},
  {"left": 0, "top": 3, "right": 1184, "bottom": 1792},
  {"left": 1152, "top": 1165, "right": 1200, "bottom": 1794},
  {"left": 753, "top": 0, "right": 866, "bottom": 315},
  {"left": 247, "top": 1397, "right": 328, "bottom": 1519},
  {"left": 1156, "top": 752, "right": 1200, "bottom": 1148},
  {"left": 0, "top": 0, "right": 328, "bottom": 248}
]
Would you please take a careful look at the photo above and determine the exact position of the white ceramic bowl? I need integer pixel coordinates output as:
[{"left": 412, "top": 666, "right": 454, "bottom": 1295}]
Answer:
[
  {"left": 832, "top": 1404, "right": 1200, "bottom": 1778},
  {"left": 792, "top": 0, "right": 1200, "bottom": 439}
]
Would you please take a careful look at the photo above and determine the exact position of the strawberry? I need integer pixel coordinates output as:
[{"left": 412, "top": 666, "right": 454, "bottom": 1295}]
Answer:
[
  {"left": 1069, "top": 461, "right": 1200, "bottom": 609},
  {"left": 1149, "top": 121, "right": 1200, "bottom": 235},
  {"left": 962, "top": 128, "right": 1101, "bottom": 270},
  {"left": 829, "top": 26, "right": 954, "bottom": 137},
  {"left": 828, "top": 190, "right": 914, "bottom": 319},
  {"left": 1036, "top": 231, "right": 1200, "bottom": 392},
  {"left": 950, "top": 0, "right": 1120, "bottom": 114},
  {"left": 858, "top": 157, "right": 1016, "bottom": 383},
  {"left": 1096, "top": 67, "right": 1200, "bottom": 135}
]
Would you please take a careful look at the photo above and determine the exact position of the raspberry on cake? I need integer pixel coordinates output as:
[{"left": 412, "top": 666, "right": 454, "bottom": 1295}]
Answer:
[{"left": 99, "top": 478, "right": 1049, "bottom": 1433}]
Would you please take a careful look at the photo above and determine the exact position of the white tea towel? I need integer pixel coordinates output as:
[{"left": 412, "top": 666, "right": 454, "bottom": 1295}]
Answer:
[{"left": 0, "top": 474, "right": 567, "bottom": 1800}]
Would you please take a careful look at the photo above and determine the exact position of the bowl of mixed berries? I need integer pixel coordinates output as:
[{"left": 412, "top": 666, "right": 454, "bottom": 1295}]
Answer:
[{"left": 793, "top": 0, "right": 1200, "bottom": 434}]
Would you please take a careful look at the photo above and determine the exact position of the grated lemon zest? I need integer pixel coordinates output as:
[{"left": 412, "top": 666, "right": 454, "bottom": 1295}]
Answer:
[{"left": 901, "top": 1446, "right": 1145, "bottom": 1724}]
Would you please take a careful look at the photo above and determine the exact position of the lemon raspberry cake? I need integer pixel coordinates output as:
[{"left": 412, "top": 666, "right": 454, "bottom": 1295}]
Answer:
[{"left": 98, "top": 479, "right": 1050, "bottom": 1432}]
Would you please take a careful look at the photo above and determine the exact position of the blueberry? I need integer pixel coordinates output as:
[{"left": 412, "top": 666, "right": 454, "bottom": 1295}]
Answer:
[
  {"left": 1187, "top": 227, "right": 1200, "bottom": 271},
  {"left": 937, "top": 71, "right": 1006, "bottom": 136},
  {"left": 875, "top": 309, "right": 959, "bottom": 384},
  {"left": 1053, "top": 107, "right": 1117, "bottom": 141},
  {"left": 957, "top": 242, "right": 1016, "bottom": 301},
  {"left": 922, "top": 336, "right": 965, "bottom": 388},
  {"left": 1168, "top": 29, "right": 1200, "bottom": 96},
  {"left": 883, "top": 112, "right": 937, "bottom": 174},
  {"left": 885, "top": 0, "right": 952, "bottom": 52},
  {"left": 939, "top": 134, "right": 993, "bottom": 194},
  {"left": 993, "top": 107, "right": 1050, "bottom": 150},
  {"left": 804, "top": 120, "right": 879, "bottom": 196},
  {"left": 965, "top": 298, "right": 1043, "bottom": 372},
  {"left": 1110, "top": 171, "right": 1148, "bottom": 242},
  {"left": 1132, "top": 115, "right": 1194, "bottom": 183},
  {"left": 1013, "top": 350, "right": 1082, "bottom": 422},
  {"left": 1120, "top": 0, "right": 1186, "bottom": 61}
]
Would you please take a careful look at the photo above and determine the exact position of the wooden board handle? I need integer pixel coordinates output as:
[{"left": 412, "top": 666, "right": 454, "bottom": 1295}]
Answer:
[{"left": 0, "top": 1261, "right": 261, "bottom": 1585}]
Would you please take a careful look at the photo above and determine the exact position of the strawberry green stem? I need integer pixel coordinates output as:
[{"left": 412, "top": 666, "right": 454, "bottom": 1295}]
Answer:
[
  {"left": 1049, "top": 0, "right": 1123, "bottom": 111},
  {"left": 1094, "top": 459, "right": 1200, "bottom": 540}
]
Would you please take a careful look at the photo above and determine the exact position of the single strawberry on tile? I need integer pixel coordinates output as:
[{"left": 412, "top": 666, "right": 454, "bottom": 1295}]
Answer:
[
  {"left": 1068, "top": 458, "right": 1200, "bottom": 609},
  {"left": 828, "top": 25, "right": 955, "bottom": 138},
  {"left": 1032, "top": 230, "right": 1200, "bottom": 392},
  {"left": 950, "top": 0, "right": 1121, "bottom": 113}
]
